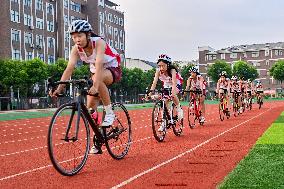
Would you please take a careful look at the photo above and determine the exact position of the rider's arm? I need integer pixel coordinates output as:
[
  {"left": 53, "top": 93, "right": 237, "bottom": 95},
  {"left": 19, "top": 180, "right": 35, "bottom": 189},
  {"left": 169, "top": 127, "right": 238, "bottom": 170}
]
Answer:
[
  {"left": 57, "top": 46, "right": 78, "bottom": 92},
  {"left": 185, "top": 77, "right": 190, "bottom": 91},
  {"left": 149, "top": 69, "right": 160, "bottom": 95},
  {"left": 171, "top": 69, "right": 177, "bottom": 95},
  {"left": 216, "top": 79, "right": 220, "bottom": 93},
  {"left": 92, "top": 39, "right": 106, "bottom": 92}
]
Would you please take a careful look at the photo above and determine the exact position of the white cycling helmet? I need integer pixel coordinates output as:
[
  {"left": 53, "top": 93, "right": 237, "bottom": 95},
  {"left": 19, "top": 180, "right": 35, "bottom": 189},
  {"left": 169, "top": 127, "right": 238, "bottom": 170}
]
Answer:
[
  {"left": 220, "top": 71, "right": 227, "bottom": 77},
  {"left": 231, "top": 75, "right": 238, "bottom": 80},
  {"left": 189, "top": 66, "right": 199, "bottom": 73},
  {"left": 69, "top": 20, "right": 93, "bottom": 34},
  {"left": 157, "top": 54, "right": 172, "bottom": 63}
]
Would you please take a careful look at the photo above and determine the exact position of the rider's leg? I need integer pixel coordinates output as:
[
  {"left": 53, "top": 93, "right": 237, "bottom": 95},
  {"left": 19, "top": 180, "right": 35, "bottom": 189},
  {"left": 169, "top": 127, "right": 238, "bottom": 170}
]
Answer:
[
  {"left": 172, "top": 95, "right": 183, "bottom": 119},
  {"left": 200, "top": 94, "right": 206, "bottom": 122},
  {"left": 90, "top": 69, "right": 115, "bottom": 127}
]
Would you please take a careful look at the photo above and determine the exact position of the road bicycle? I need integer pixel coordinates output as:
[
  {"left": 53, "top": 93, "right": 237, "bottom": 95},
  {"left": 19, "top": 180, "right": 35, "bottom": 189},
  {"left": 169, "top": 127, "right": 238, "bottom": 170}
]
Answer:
[
  {"left": 150, "top": 88, "right": 184, "bottom": 142},
  {"left": 184, "top": 89, "right": 204, "bottom": 129},
  {"left": 47, "top": 78, "right": 131, "bottom": 176}
]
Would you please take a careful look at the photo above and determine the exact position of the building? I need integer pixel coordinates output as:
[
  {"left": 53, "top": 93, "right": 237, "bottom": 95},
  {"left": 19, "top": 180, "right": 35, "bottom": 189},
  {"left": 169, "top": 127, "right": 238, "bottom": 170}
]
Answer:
[
  {"left": 125, "top": 58, "right": 157, "bottom": 71},
  {"left": 198, "top": 42, "right": 284, "bottom": 89},
  {"left": 0, "top": 0, "right": 125, "bottom": 64}
]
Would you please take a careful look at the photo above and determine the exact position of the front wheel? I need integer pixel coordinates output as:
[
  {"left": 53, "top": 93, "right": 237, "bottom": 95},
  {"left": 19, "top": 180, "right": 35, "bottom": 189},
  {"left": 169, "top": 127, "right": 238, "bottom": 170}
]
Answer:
[
  {"left": 152, "top": 101, "right": 167, "bottom": 142},
  {"left": 188, "top": 102, "right": 196, "bottom": 129},
  {"left": 104, "top": 103, "right": 132, "bottom": 160},
  {"left": 219, "top": 102, "right": 225, "bottom": 121},
  {"left": 47, "top": 103, "right": 90, "bottom": 176},
  {"left": 172, "top": 105, "right": 183, "bottom": 136}
]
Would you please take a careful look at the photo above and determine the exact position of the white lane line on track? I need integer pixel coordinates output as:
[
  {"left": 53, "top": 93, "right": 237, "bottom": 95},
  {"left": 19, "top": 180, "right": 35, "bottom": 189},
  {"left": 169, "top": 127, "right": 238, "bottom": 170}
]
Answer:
[
  {"left": 110, "top": 107, "right": 272, "bottom": 189},
  {"left": 0, "top": 136, "right": 154, "bottom": 181}
]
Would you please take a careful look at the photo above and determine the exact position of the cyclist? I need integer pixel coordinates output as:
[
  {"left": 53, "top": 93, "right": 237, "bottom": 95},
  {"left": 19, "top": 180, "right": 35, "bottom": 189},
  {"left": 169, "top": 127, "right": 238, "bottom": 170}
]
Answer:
[
  {"left": 230, "top": 76, "right": 242, "bottom": 113},
  {"left": 255, "top": 80, "right": 264, "bottom": 104},
  {"left": 239, "top": 77, "right": 247, "bottom": 109},
  {"left": 50, "top": 20, "right": 122, "bottom": 153},
  {"left": 184, "top": 66, "right": 206, "bottom": 123},
  {"left": 147, "top": 54, "right": 184, "bottom": 131},
  {"left": 216, "top": 71, "right": 230, "bottom": 113},
  {"left": 246, "top": 79, "right": 254, "bottom": 104}
]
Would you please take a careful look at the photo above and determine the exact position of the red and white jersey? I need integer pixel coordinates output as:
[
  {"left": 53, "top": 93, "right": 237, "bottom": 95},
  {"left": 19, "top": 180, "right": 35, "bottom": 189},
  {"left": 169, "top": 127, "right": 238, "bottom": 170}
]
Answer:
[
  {"left": 256, "top": 83, "right": 264, "bottom": 91},
  {"left": 76, "top": 37, "right": 121, "bottom": 73},
  {"left": 189, "top": 75, "right": 203, "bottom": 90},
  {"left": 218, "top": 78, "right": 229, "bottom": 90},
  {"left": 159, "top": 70, "right": 183, "bottom": 88},
  {"left": 231, "top": 81, "right": 241, "bottom": 92}
]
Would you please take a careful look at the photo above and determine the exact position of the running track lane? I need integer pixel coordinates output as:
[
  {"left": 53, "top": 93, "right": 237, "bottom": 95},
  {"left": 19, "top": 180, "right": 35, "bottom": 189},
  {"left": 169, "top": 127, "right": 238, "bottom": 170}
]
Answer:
[{"left": 0, "top": 102, "right": 283, "bottom": 189}]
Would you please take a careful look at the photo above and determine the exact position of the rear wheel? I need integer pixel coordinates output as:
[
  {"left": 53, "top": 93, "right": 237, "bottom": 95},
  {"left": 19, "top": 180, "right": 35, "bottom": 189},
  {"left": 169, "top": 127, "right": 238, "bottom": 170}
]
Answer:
[
  {"left": 152, "top": 101, "right": 167, "bottom": 142},
  {"left": 104, "top": 103, "right": 132, "bottom": 160},
  {"left": 219, "top": 102, "right": 225, "bottom": 121},
  {"left": 188, "top": 102, "right": 196, "bottom": 129},
  {"left": 47, "top": 103, "right": 90, "bottom": 176}
]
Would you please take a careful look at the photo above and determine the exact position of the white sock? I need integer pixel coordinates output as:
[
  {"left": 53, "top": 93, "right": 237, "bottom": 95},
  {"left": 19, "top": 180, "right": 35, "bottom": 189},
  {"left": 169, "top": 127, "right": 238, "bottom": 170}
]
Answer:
[{"left": 104, "top": 104, "right": 113, "bottom": 114}]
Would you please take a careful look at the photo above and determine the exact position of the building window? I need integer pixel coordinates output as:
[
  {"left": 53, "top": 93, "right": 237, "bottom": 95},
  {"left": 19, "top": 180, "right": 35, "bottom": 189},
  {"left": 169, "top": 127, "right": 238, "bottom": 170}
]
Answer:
[
  {"left": 36, "top": 0, "right": 43, "bottom": 11},
  {"left": 38, "top": 53, "right": 44, "bottom": 61},
  {"left": 265, "top": 49, "right": 269, "bottom": 56},
  {"left": 64, "top": 0, "right": 68, "bottom": 9},
  {"left": 119, "top": 18, "right": 124, "bottom": 26},
  {"left": 275, "top": 50, "right": 283, "bottom": 56},
  {"left": 266, "top": 60, "right": 270, "bottom": 66},
  {"left": 220, "top": 54, "right": 226, "bottom": 60},
  {"left": 46, "top": 3, "right": 54, "bottom": 15},
  {"left": 48, "top": 55, "right": 55, "bottom": 64},
  {"left": 36, "top": 34, "right": 43, "bottom": 47},
  {"left": 65, "top": 47, "right": 69, "bottom": 59},
  {"left": 65, "top": 31, "right": 70, "bottom": 43},
  {"left": 12, "top": 49, "right": 21, "bottom": 60},
  {"left": 11, "top": 29, "right": 20, "bottom": 42},
  {"left": 206, "top": 54, "right": 216, "bottom": 61},
  {"left": 70, "top": 1, "right": 81, "bottom": 12},
  {"left": 251, "top": 52, "right": 259, "bottom": 58},
  {"left": 230, "top": 53, "right": 238, "bottom": 59},
  {"left": 24, "top": 32, "right": 33, "bottom": 44},
  {"left": 26, "top": 51, "right": 33, "bottom": 60},
  {"left": 10, "top": 10, "right": 20, "bottom": 23},
  {"left": 47, "top": 21, "right": 54, "bottom": 32},
  {"left": 24, "top": 0, "right": 31, "bottom": 6},
  {"left": 24, "top": 14, "right": 32, "bottom": 26},
  {"left": 11, "top": 0, "right": 19, "bottom": 3},
  {"left": 64, "top": 15, "right": 68, "bottom": 26},
  {"left": 36, "top": 17, "right": 44, "bottom": 29},
  {"left": 47, "top": 37, "right": 55, "bottom": 48}
]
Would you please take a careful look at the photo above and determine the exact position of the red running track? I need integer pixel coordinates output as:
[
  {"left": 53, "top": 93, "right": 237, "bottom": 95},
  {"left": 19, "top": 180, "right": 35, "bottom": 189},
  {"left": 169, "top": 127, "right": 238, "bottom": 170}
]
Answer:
[{"left": 0, "top": 102, "right": 283, "bottom": 189}]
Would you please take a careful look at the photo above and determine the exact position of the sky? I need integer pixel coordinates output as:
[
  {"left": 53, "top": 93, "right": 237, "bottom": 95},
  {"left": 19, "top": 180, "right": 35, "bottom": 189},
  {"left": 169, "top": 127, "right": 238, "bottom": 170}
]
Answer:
[{"left": 112, "top": 0, "right": 284, "bottom": 62}]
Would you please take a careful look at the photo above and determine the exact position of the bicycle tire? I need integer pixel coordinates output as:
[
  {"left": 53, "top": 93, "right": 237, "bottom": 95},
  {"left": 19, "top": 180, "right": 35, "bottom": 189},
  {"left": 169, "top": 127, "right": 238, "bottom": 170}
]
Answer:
[
  {"left": 47, "top": 103, "right": 90, "bottom": 176},
  {"left": 219, "top": 102, "right": 225, "bottom": 121},
  {"left": 152, "top": 101, "right": 167, "bottom": 142},
  {"left": 172, "top": 104, "right": 183, "bottom": 136},
  {"left": 104, "top": 103, "right": 132, "bottom": 160},
  {"left": 188, "top": 102, "right": 196, "bottom": 129}
]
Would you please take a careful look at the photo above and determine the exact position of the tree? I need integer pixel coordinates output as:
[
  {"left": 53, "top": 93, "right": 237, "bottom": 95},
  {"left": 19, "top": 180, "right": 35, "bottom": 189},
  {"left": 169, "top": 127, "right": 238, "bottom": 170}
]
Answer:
[
  {"left": 233, "top": 60, "right": 258, "bottom": 80},
  {"left": 47, "top": 58, "right": 68, "bottom": 81},
  {"left": 207, "top": 60, "right": 232, "bottom": 83},
  {"left": 270, "top": 60, "right": 284, "bottom": 82}
]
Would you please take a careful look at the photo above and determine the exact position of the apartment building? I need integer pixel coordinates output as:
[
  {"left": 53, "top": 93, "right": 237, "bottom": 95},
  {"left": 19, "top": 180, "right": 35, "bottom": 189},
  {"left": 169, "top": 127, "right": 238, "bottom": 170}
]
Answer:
[
  {"left": 198, "top": 42, "right": 284, "bottom": 89},
  {"left": 125, "top": 58, "right": 157, "bottom": 71},
  {"left": 0, "top": 0, "right": 125, "bottom": 64}
]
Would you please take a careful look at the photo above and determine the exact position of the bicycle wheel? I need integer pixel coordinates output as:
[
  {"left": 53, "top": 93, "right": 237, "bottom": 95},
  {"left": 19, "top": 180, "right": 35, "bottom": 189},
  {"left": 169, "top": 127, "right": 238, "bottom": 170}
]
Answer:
[
  {"left": 233, "top": 102, "right": 238, "bottom": 117},
  {"left": 219, "top": 102, "right": 225, "bottom": 121},
  {"left": 188, "top": 102, "right": 196, "bottom": 129},
  {"left": 104, "top": 103, "right": 132, "bottom": 160},
  {"left": 172, "top": 104, "right": 183, "bottom": 136},
  {"left": 152, "top": 101, "right": 167, "bottom": 142},
  {"left": 47, "top": 103, "right": 90, "bottom": 176}
]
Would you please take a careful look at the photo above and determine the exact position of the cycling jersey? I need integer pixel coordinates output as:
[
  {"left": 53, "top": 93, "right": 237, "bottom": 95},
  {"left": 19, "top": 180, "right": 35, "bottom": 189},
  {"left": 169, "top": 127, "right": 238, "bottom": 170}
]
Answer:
[
  {"left": 189, "top": 75, "right": 203, "bottom": 90},
  {"left": 76, "top": 37, "right": 121, "bottom": 73},
  {"left": 231, "top": 81, "right": 241, "bottom": 92},
  {"left": 256, "top": 84, "right": 264, "bottom": 92},
  {"left": 158, "top": 69, "right": 183, "bottom": 91}
]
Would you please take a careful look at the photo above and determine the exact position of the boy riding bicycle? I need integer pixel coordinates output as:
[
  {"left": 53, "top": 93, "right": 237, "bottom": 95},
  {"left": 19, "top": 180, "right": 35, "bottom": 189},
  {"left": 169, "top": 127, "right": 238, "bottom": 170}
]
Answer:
[{"left": 216, "top": 71, "right": 230, "bottom": 114}]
